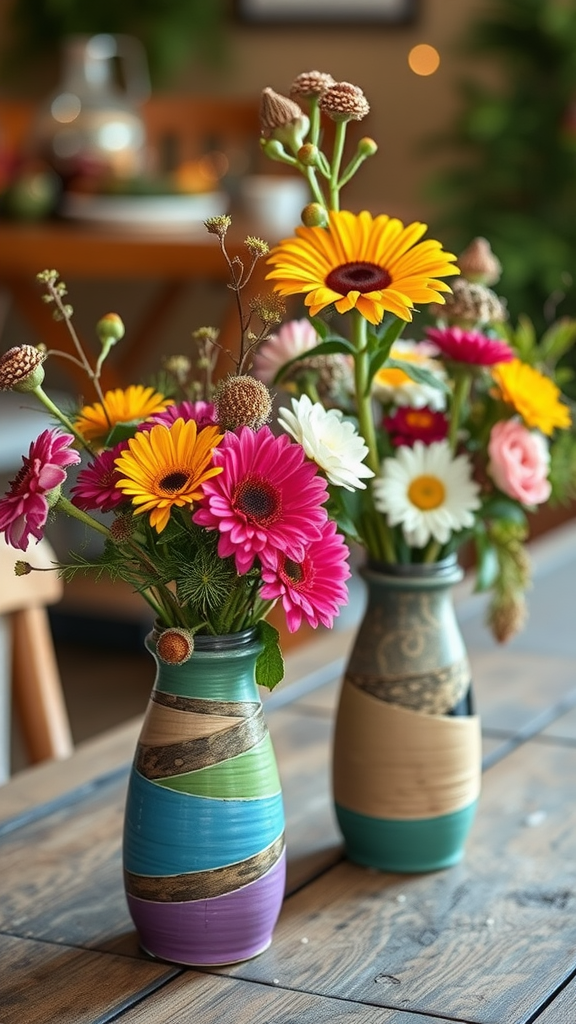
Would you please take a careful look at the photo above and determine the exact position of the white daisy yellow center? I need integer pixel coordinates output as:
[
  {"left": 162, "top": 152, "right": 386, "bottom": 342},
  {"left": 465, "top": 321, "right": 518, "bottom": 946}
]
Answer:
[{"left": 408, "top": 474, "right": 446, "bottom": 510}]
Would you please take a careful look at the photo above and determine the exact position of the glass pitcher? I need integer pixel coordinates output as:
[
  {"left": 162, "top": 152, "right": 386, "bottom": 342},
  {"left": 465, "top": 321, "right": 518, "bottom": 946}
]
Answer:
[{"left": 32, "top": 33, "right": 151, "bottom": 183}]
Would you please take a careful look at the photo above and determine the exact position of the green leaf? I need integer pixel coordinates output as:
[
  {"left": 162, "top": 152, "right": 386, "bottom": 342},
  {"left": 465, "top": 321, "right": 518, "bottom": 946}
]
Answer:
[
  {"left": 539, "top": 318, "right": 576, "bottom": 364},
  {"left": 272, "top": 337, "right": 355, "bottom": 385},
  {"left": 255, "top": 620, "right": 285, "bottom": 691},
  {"left": 383, "top": 358, "right": 451, "bottom": 393},
  {"left": 480, "top": 495, "right": 528, "bottom": 525},
  {"left": 474, "top": 533, "right": 499, "bottom": 592}
]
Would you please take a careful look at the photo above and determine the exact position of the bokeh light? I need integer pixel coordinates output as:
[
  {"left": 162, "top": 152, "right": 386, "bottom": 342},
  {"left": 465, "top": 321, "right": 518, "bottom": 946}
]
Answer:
[{"left": 408, "top": 44, "right": 441, "bottom": 77}]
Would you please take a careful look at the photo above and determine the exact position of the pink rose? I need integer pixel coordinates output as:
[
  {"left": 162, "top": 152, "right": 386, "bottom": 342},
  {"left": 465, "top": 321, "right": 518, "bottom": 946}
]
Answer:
[{"left": 488, "top": 419, "right": 551, "bottom": 505}]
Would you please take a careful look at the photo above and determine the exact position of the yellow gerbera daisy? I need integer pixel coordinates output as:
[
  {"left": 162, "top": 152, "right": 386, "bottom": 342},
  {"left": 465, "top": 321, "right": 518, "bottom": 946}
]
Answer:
[
  {"left": 266, "top": 210, "right": 460, "bottom": 325},
  {"left": 75, "top": 385, "right": 173, "bottom": 444},
  {"left": 114, "top": 419, "right": 223, "bottom": 532},
  {"left": 492, "top": 359, "right": 571, "bottom": 436}
]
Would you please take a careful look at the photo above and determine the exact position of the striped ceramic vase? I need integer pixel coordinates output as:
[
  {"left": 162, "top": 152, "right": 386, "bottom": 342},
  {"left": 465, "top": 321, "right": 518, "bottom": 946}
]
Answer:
[
  {"left": 123, "top": 628, "right": 285, "bottom": 966},
  {"left": 333, "top": 556, "right": 481, "bottom": 872}
]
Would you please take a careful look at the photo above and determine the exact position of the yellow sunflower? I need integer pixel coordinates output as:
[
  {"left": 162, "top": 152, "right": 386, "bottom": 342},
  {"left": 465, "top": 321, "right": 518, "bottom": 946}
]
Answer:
[
  {"left": 114, "top": 419, "right": 223, "bottom": 532},
  {"left": 75, "top": 386, "right": 173, "bottom": 444},
  {"left": 266, "top": 210, "right": 460, "bottom": 325},
  {"left": 492, "top": 359, "right": 571, "bottom": 436}
]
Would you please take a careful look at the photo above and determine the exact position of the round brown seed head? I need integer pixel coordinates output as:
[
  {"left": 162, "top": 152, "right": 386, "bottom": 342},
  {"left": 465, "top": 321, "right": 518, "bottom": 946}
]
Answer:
[
  {"left": 319, "top": 82, "right": 370, "bottom": 122},
  {"left": 260, "top": 87, "right": 304, "bottom": 138},
  {"left": 156, "top": 628, "right": 195, "bottom": 665},
  {"left": 290, "top": 70, "right": 336, "bottom": 99},
  {"left": 0, "top": 345, "right": 46, "bottom": 392},
  {"left": 215, "top": 375, "right": 273, "bottom": 430}
]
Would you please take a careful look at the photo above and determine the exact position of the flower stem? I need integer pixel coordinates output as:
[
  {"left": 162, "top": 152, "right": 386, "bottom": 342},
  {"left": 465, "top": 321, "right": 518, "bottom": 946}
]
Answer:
[
  {"left": 329, "top": 121, "right": 347, "bottom": 211},
  {"left": 56, "top": 495, "right": 112, "bottom": 538},
  {"left": 32, "top": 385, "right": 96, "bottom": 456},
  {"left": 448, "top": 370, "right": 471, "bottom": 452},
  {"left": 351, "top": 311, "right": 395, "bottom": 563}
]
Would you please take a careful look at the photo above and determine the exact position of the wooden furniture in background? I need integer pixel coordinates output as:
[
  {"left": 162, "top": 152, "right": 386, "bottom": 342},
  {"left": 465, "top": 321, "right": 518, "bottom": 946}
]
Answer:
[
  {"left": 0, "top": 94, "right": 265, "bottom": 390},
  {"left": 0, "top": 535, "right": 72, "bottom": 781}
]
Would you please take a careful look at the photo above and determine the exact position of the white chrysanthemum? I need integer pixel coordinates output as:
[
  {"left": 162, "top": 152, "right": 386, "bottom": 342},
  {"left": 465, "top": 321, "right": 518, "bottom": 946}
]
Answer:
[
  {"left": 372, "top": 439, "right": 481, "bottom": 548},
  {"left": 278, "top": 394, "right": 374, "bottom": 491},
  {"left": 251, "top": 318, "right": 319, "bottom": 385},
  {"left": 372, "top": 339, "right": 447, "bottom": 411}
]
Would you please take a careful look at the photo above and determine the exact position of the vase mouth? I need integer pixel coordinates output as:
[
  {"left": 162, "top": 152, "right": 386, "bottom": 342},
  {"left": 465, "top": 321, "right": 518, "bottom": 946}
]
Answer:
[
  {"left": 150, "top": 622, "right": 259, "bottom": 653},
  {"left": 367, "top": 554, "right": 459, "bottom": 579}
]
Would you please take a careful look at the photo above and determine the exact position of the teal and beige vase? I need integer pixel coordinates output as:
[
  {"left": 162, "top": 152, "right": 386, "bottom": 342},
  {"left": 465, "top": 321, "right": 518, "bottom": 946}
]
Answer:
[
  {"left": 123, "top": 628, "right": 286, "bottom": 965},
  {"left": 333, "top": 556, "right": 481, "bottom": 872}
]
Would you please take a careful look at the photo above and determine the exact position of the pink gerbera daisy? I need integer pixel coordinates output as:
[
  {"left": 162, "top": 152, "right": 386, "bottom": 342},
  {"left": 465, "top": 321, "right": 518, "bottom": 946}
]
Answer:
[
  {"left": 425, "top": 326, "right": 514, "bottom": 366},
  {"left": 0, "top": 429, "right": 80, "bottom": 550},
  {"left": 260, "top": 519, "right": 351, "bottom": 632},
  {"left": 71, "top": 443, "right": 129, "bottom": 512},
  {"left": 384, "top": 406, "right": 449, "bottom": 447},
  {"left": 193, "top": 425, "right": 329, "bottom": 574},
  {"left": 145, "top": 400, "right": 217, "bottom": 429}
]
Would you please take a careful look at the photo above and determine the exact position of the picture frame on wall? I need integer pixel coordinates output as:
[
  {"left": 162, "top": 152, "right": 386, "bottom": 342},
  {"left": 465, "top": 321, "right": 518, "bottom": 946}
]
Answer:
[{"left": 237, "top": 0, "right": 418, "bottom": 25}]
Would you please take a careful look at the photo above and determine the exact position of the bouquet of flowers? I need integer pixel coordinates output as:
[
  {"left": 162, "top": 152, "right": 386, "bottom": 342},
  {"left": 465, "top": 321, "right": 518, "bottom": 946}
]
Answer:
[
  {"left": 0, "top": 228, "right": 362, "bottom": 687},
  {"left": 252, "top": 71, "right": 576, "bottom": 642}
]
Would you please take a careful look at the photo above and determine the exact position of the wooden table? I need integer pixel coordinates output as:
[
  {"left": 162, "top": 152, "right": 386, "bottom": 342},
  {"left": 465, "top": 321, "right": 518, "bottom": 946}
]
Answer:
[
  {"left": 1, "top": 523, "right": 576, "bottom": 1024},
  {"left": 0, "top": 216, "right": 269, "bottom": 390}
]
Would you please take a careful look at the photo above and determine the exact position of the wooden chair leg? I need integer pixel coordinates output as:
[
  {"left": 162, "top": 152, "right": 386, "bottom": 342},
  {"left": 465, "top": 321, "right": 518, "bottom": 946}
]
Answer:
[{"left": 12, "top": 606, "right": 73, "bottom": 765}]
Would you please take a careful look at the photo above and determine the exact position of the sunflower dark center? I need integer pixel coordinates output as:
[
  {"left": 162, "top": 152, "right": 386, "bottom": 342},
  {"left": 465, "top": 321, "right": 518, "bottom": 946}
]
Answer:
[
  {"left": 160, "top": 471, "right": 189, "bottom": 493},
  {"left": 325, "top": 261, "right": 391, "bottom": 295},
  {"left": 233, "top": 476, "right": 280, "bottom": 525}
]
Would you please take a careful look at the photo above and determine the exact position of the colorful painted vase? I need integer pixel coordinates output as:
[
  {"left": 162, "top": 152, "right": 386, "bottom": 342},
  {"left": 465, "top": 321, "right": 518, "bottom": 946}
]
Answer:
[
  {"left": 332, "top": 556, "right": 481, "bottom": 872},
  {"left": 123, "top": 628, "right": 286, "bottom": 965}
]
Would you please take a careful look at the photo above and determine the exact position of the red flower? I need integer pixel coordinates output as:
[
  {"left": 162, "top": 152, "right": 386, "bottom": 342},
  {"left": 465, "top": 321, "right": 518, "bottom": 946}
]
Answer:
[{"left": 384, "top": 406, "right": 448, "bottom": 447}]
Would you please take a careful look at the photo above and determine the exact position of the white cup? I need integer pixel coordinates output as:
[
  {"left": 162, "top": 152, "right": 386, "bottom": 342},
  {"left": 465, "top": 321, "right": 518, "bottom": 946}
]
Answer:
[{"left": 239, "top": 175, "right": 309, "bottom": 237}]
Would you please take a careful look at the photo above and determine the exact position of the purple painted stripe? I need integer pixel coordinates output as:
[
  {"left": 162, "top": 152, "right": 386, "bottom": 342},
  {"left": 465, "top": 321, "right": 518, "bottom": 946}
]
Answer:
[{"left": 127, "top": 848, "right": 286, "bottom": 966}]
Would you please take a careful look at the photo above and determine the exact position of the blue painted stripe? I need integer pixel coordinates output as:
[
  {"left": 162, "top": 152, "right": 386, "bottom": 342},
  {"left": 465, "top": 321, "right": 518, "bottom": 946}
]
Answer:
[
  {"left": 335, "top": 800, "right": 478, "bottom": 872},
  {"left": 123, "top": 768, "right": 285, "bottom": 875}
]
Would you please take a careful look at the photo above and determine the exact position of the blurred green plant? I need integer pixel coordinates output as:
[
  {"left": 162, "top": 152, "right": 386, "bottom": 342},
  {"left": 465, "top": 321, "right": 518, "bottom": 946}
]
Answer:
[
  {"left": 1, "top": 0, "right": 228, "bottom": 86},
  {"left": 424, "top": 0, "right": 576, "bottom": 337}
]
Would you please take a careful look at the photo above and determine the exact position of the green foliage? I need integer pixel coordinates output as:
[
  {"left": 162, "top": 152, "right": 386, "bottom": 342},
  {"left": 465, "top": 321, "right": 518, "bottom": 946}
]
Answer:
[
  {"left": 255, "top": 620, "right": 284, "bottom": 691},
  {"left": 426, "top": 0, "right": 576, "bottom": 335},
  {"left": 2, "top": 0, "right": 228, "bottom": 86}
]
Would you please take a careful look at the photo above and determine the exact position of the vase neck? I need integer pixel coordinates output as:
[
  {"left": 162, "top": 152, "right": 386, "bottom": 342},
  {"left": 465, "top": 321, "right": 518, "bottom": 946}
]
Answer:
[{"left": 146, "top": 630, "right": 263, "bottom": 704}]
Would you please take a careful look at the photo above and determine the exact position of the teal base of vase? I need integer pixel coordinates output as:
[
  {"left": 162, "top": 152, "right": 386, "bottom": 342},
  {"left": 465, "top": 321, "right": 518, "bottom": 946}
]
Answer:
[{"left": 335, "top": 800, "right": 479, "bottom": 873}]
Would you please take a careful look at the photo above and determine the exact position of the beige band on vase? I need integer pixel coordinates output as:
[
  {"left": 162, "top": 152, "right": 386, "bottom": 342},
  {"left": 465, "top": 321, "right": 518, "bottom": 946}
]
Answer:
[{"left": 333, "top": 678, "right": 482, "bottom": 820}]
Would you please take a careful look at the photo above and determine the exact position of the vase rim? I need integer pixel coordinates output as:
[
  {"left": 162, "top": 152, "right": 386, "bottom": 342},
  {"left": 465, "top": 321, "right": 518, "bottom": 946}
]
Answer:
[
  {"left": 150, "top": 622, "right": 259, "bottom": 653},
  {"left": 363, "top": 554, "right": 463, "bottom": 585}
]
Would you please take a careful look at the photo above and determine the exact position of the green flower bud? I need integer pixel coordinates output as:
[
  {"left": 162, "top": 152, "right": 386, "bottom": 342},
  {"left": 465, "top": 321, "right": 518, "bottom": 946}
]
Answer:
[
  {"left": 301, "top": 203, "right": 329, "bottom": 228},
  {"left": 96, "top": 313, "right": 125, "bottom": 345}
]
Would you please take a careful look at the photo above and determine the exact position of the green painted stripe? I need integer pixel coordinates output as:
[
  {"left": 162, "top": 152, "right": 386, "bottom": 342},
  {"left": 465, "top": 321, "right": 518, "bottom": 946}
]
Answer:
[
  {"left": 153, "top": 733, "right": 281, "bottom": 798},
  {"left": 335, "top": 800, "right": 479, "bottom": 873}
]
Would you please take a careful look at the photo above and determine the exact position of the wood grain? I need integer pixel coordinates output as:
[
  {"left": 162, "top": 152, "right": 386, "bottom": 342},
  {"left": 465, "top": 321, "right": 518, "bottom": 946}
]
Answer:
[
  {"left": 0, "top": 933, "right": 177, "bottom": 1024},
  {"left": 535, "top": 980, "right": 576, "bottom": 1022},
  {"left": 109, "top": 970, "right": 461, "bottom": 1024},
  {"left": 225, "top": 739, "right": 576, "bottom": 1024}
]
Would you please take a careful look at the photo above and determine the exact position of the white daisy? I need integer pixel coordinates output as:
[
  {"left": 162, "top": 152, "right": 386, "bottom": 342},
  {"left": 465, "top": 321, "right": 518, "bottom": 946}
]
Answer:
[
  {"left": 251, "top": 318, "right": 320, "bottom": 385},
  {"left": 372, "top": 439, "right": 481, "bottom": 548},
  {"left": 277, "top": 394, "right": 374, "bottom": 491},
  {"left": 372, "top": 339, "right": 447, "bottom": 411}
]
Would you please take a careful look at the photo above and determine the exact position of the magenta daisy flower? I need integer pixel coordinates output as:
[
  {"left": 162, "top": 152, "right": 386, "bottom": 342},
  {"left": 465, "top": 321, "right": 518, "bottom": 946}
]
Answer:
[
  {"left": 193, "top": 425, "right": 329, "bottom": 574},
  {"left": 384, "top": 406, "right": 448, "bottom": 447},
  {"left": 71, "top": 442, "right": 129, "bottom": 512},
  {"left": 260, "top": 519, "right": 350, "bottom": 632},
  {"left": 145, "top": 400, "right": 217, "bottom": 430},
  {"left": 0, "top": 429, "right": 80, "bottom": 550},
  {"left": 425, "top": 326, "right": 514, "bottom": 366}
]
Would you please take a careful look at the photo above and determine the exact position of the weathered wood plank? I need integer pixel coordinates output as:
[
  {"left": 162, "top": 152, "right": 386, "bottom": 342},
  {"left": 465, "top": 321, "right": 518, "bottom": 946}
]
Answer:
[
  {"left": 0, "top": 933, "right": 177, "bottom": 1024},
  {"left": 224, "top": 739, "right": 576, "bottom": 1024},
  {"left": 110, "top": 970, "right": 464, "bottom": 1024},
  {"left": 0, "top": 717, "right": 141, "bottom": 822},
  {"left": 535, "top": 979, "right": 576, "bottom": 1022}
]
